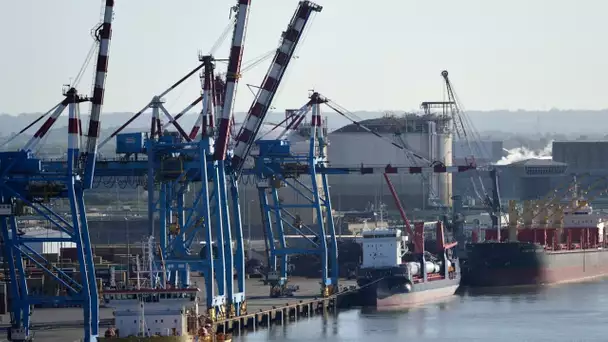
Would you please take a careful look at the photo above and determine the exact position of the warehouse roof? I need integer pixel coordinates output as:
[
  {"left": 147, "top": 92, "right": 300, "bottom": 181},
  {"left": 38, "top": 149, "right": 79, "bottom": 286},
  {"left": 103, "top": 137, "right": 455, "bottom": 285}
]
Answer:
[
  {"left": 507, "top": 158, "right": 567, "bottom": 167},
  {"left": 333, "top": 114, "right": 450, "bottom": 134},
  {"left": 22, "top": 227, "right": 71, "bottom": 238}
]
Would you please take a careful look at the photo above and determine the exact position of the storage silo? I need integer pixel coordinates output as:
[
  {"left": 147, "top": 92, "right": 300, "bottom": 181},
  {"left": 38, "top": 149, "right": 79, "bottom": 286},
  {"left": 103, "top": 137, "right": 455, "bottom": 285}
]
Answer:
[{"left": 326, "top": 112, "right": 453, "bottom": 210}]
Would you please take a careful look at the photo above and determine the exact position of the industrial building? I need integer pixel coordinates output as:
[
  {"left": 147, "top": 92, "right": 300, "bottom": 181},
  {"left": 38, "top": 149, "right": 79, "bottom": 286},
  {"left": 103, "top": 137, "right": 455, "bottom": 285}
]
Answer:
[
  {"left": 22, "top": 227, "right": 76, "bottom": 255},
  {"left": 552, "top": 141, "right": 608, "bottom": 174},
  {"left": 326, "top": 113, "right": 454, "bottom": 210},
  {"left": 551, "top": 141, "right": 608, "bottom": 193}
]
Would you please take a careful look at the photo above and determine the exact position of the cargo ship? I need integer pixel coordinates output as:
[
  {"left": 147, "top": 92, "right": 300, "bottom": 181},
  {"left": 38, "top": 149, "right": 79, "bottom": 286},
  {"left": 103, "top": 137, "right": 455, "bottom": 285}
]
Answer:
[
  {"left": 100, "top": 287, "right": 211, "bottom": 341},
  {"left": 462, "top": 185, "right": 608, "bottom": 288},
  {"left": 356, "top": 221, "right": 460, "bottom": 308},
  {"left": 99, "top": 237, "right": 228, "bottom": 341}
]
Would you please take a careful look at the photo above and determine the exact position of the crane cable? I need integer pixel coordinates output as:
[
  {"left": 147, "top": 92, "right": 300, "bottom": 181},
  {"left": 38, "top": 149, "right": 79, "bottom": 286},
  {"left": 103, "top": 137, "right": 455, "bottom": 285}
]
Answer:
[
  {"left": 323, "top": 99, "right": 431, "bottom": 165},
  {"left": 208, "top": 14, "right": 236, "bottom": 56},
  {"left": 239, "top": 9, "right": 320, "bottom": 144},
  {"left": 443, "top": 76, "right": 489, "bottom": 202},
  {"left": 72, "top": 40, "right": 98, "bottom": 89}
]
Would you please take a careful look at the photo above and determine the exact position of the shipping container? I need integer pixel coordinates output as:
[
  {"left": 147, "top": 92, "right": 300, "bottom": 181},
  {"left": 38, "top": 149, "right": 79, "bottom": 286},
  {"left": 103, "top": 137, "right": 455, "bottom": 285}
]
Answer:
[
  {"left": 60, "top": 247, "right": 78, "bottom": 261},
  {"left": 116, "top": 132, "right": 146, "bottom": 154}
]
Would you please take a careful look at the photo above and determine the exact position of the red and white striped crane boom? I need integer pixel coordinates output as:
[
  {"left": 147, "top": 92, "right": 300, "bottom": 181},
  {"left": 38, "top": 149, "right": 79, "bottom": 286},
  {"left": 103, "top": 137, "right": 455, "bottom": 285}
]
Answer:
[
  {"left": 83, "top": 0, "right": 115, "bottom": 188},
  {"left": 213, "top": 0, "right": 252, "bottom": 161},
  {"left": 229, "top": 1, "right": 323, "bottom": 173}
]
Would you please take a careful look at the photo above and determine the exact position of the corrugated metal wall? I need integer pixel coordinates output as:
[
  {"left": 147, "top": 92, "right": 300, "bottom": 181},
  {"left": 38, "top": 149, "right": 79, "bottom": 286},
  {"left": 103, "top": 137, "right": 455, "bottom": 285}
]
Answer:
[{"left": 553, "top": 141, "right": 608, "bottom": 172}]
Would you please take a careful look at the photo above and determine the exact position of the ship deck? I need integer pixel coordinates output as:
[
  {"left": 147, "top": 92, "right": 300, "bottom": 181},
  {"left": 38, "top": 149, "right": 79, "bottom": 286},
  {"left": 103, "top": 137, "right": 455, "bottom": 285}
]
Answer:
[{"left": 0, "top": 276, "right": 356, "bottom": 341}]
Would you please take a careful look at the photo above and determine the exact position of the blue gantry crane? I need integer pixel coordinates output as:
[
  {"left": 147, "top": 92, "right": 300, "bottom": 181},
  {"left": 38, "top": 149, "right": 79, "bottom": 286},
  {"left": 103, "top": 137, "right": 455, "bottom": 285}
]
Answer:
[
  {"left": 222, "top": 0, "right": 324, "bottom": 303},
  {"left": 0, "top": 1, "right": 115, "bottom": 340},
  {"left": 253, "top": 93, "right": 339, "bottom": 298},
  {"left": 75, "top": 0, "right": 324, "bottom": 321}
]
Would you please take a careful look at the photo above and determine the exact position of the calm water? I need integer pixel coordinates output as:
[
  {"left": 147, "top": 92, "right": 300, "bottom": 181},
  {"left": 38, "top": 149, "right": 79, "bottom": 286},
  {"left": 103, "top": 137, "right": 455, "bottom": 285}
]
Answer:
[{"left": 236, "top": 279, "right": 608, "bottom": 342}]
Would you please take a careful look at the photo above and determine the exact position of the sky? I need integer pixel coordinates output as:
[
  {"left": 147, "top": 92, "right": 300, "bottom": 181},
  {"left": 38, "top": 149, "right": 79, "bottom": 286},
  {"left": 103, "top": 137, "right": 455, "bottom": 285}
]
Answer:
[{"left": 1, "top": 0, "right": 607, "bottom": 116}]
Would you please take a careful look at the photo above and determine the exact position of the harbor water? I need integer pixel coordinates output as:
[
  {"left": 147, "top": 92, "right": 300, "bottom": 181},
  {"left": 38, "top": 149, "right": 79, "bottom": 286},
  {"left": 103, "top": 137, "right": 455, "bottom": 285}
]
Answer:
[{"left": 236, "top": 278, "right": 608, "bottom": 342}]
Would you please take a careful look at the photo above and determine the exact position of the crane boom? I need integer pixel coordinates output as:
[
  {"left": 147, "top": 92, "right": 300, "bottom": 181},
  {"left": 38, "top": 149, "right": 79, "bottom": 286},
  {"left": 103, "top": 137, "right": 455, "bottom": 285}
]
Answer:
[
  {"left": 383, "top": 174, "right": 413, "bottom": 229},
  {"left": 83, "top": 0, "right": 115, "bottom": 188},
  {"left": 190, "top": 56, "right": 216, "bottom": 139},
  {"left": 214, "top": 0, "right": 252, "bottom": 161},
  {"left": 230, "top": 1, "right": 323, "bottom": 174}
]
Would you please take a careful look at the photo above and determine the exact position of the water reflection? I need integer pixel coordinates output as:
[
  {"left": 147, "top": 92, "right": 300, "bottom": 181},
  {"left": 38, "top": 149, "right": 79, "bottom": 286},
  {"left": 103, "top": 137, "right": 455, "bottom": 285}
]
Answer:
[{"left": 238, "top": 280, "right": 608, "bottom": 341}]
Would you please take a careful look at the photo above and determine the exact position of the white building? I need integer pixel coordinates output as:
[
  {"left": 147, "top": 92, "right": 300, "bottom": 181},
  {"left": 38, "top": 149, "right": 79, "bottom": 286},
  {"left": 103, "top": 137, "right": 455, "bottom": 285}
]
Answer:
[{"left": 22, "top": 227, "right": 76, "bottom": 255}]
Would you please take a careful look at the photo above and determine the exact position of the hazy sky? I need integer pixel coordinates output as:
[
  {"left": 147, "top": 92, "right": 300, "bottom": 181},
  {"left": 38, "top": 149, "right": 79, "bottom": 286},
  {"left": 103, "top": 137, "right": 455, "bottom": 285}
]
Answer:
[{"left": 2, "top": 0, "right": 607, "bottom": 116}]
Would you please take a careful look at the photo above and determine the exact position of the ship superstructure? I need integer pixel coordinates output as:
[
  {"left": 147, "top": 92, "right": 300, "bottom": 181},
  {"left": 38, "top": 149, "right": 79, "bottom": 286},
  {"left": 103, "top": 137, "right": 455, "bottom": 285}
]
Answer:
[
  {"left": 102, "top": 288, "right": 200, "bottom": 339},
  {"left": 100, "top": 237, "right": 211, "bottom": 340},
  {"left": 356, "top": 222, "right": 459, "bottom": 308}
]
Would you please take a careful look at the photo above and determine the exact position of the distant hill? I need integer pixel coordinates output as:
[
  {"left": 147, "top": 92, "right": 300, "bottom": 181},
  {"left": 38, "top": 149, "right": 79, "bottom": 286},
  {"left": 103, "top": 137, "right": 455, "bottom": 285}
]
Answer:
[{"left": 0, "top": 109, "right": 606, "bottom": 154}]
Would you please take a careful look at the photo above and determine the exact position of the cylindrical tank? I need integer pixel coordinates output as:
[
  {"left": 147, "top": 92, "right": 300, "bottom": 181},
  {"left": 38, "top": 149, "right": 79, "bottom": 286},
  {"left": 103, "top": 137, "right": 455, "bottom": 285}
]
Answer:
[
  {"left": 436, "top": 132, "right": 453, "bottom": 207},
  {"left": 428, "top": 121, "right": 438, "bottom": 204},
  {"left": 405, "top": 261, "right": 440, "bottom": 276},
  {"left": 326, "top": 116, "right": 453, "bottom": 210},
  {"left": 425, "top": 261, "right": 440, "bottom": 274}
]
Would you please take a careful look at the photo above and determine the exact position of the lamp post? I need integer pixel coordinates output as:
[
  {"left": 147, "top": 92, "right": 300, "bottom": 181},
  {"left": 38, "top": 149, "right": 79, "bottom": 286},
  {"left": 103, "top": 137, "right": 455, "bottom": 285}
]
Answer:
[
  {"left": 124, "top": 217, "right": 130, "bottom": 279},
  {"left": 247, "top": 199, "right": 254, "bottom": 259},
  {"left": 124, "top": 207, "right": 132, "bottom": 281}
]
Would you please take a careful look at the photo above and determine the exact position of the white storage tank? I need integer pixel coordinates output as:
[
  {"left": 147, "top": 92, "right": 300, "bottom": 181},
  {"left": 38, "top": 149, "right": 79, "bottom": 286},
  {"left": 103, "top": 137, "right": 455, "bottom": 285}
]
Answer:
[{"left": 327, "top": 114, "right": 453, "bottom": 209}]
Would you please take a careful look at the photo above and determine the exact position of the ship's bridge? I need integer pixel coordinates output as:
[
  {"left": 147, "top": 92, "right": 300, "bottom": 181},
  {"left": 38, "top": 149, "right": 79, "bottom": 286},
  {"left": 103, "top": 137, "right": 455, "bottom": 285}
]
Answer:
[{"left": 361, "top": 228, "right": 403, "bottom": 239}]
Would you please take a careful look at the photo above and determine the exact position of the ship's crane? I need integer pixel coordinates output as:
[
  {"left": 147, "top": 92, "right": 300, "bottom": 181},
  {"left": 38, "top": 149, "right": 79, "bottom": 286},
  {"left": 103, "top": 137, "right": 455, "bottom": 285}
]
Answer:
[
  {"left": 382, "top": 173, "right": 420, "bottom": 251},
  {"left": 0, "top": 1, "right": 115, "bottom": 341},
  {"left": 483, "top": 174, "right": 608, "bottom": 247},
  {"left": 441, "top": 71, "right": 493, "bottom": 205},
  {"left": 525, "top": 176, "right": 607, "bottom": 227},
  {"left": 518, "top": 174, "right": 597, "bottom": 229},
  {"left": 438, "top": 71, "right": 506, "bottom": 242}
]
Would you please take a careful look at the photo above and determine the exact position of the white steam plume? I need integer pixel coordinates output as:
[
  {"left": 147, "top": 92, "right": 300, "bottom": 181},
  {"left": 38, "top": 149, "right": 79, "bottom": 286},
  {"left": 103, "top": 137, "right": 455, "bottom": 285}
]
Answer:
[{"left": 495, "top": 141, "right": 553, "bottom": 165}]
